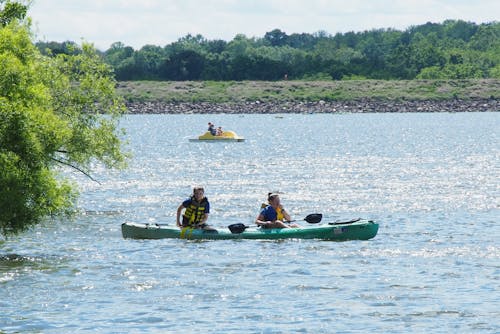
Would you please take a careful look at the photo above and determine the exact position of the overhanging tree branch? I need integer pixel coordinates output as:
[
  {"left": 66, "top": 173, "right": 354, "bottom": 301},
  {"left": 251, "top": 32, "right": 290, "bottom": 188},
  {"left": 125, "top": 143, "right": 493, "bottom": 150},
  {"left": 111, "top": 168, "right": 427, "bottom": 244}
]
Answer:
[{"left": 50, "top": 156, "right": 102, "bottom": 185}]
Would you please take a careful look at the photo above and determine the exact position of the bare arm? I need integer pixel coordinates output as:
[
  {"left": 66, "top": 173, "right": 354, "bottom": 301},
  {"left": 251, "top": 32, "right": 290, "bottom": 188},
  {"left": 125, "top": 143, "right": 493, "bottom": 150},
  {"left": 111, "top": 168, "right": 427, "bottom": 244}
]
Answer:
[
  {"left": 255, "top": 213, "right": 271, "bottom": 226},
  {"left": 281, "top": 207, "right": 291, "bottom": 222},
  {"left": 176, "top": 204, "right": 184, "bottom": 227}
]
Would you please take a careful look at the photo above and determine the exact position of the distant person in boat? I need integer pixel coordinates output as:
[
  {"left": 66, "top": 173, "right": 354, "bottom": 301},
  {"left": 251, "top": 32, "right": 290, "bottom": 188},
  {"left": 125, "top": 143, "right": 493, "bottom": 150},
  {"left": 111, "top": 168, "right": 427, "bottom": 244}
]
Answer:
[
  {"left": 255, "top": 193, "right": 300, "bottom": 228},
  {"left": 216, "top": 126, "right": 224, "bottom": 136},
  {"left": 176, "top": 186, "right": 214, "bottom": 230},
  {"left": 208, "top": 122, "right": 217, "bottom": 136}
]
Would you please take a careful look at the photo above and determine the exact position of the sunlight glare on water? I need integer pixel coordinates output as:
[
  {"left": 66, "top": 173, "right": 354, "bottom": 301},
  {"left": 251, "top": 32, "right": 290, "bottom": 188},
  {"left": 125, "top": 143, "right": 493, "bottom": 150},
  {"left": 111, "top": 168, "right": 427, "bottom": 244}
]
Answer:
[{"left": 1, "top": 112, "right": 499, "bottom": 333}]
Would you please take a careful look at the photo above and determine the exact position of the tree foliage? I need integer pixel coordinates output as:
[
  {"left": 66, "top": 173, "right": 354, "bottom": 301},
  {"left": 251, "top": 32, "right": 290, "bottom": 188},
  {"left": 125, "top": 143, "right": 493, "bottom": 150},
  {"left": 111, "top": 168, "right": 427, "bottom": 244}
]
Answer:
[
  {"left": 1, "top": 1, "right": 127, "bottom": 236},
  {"left": 41, "top": 20, "right": 498, "bottom": 81},
  {"left": 0, "top": 0, "right": 25, "bottom": 26}
]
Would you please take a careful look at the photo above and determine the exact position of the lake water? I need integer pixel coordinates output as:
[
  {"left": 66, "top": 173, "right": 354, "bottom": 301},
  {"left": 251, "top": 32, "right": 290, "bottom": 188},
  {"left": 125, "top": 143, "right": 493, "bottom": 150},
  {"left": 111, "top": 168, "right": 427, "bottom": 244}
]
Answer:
[{"left": 1, "top": 112, "right": 499, "bottom": 333}]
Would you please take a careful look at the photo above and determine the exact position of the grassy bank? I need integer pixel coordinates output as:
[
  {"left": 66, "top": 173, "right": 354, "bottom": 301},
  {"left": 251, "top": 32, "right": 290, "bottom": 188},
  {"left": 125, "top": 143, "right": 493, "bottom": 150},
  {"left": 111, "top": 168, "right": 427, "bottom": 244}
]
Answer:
[{"left": 117, "top": 79, "right": 500, "bottom": 103}]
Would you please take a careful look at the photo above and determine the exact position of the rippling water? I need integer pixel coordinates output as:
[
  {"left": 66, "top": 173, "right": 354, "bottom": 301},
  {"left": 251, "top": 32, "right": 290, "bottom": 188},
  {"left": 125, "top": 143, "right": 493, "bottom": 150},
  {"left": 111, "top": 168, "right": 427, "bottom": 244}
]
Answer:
[{"left": 1, "top": 112, "right": 499, "bottom": 333}]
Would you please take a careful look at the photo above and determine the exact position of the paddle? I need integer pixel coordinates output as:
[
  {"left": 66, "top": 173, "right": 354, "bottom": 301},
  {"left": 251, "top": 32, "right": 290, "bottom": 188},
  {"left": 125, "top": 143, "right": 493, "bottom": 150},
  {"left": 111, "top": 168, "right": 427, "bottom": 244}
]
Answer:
[
  {"left": 228, "top": 213, "right": 323, "bottom": 234},
  {"left": 301, "top": 213, "right": 323, "bottom": 224},
  {"left": 228, "top": 223, "right": 249, "bottom": 234}
]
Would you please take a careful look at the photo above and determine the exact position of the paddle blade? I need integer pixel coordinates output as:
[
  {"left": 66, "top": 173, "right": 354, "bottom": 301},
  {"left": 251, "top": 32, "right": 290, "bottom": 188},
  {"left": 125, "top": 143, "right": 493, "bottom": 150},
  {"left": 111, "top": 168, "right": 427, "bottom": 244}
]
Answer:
[
  {"left": 228, "top": 223, "right": 247, "bottom": 234},
  {"left": 304, "top": 213, "right": 322, "bottom": 224}
]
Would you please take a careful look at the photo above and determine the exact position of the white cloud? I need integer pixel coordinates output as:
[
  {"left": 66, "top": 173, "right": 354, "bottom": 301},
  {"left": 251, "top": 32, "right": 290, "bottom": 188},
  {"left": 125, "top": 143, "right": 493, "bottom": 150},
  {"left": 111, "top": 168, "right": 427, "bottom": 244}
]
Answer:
[{"left": 29, "top": 0, "right": 499, "bottom": 50}]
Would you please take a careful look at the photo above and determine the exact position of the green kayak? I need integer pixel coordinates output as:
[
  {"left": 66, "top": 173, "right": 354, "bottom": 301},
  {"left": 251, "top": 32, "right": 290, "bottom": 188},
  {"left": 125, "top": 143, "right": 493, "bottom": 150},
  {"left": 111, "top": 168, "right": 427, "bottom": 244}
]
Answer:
[{"left": 121, "top": 219, "right": 378, "bottom": 241}]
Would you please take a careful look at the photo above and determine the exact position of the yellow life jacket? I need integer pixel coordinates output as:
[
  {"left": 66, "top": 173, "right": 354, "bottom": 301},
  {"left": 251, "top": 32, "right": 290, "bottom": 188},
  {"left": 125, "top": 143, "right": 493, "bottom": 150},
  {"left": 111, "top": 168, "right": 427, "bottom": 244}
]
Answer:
[
  {"left": 183, "top": 197, "right": 208, "bottom": 226},
  {"left": 276, "top": 207, "right": 284, "bottom": 221}
]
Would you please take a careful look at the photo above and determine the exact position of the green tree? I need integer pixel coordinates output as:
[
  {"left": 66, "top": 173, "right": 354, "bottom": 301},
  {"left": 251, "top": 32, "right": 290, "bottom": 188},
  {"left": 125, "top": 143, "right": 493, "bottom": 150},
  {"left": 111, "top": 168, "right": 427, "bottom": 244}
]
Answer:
[
  {"left": 264, "top": 29, "right": 288, "bottom": 47},
  {"left": 286, "top": 33, "right": 316, "bottom": 50},
  {"left": 0, "top": 2, "right": 127, "bottom": 236},
  {"left": 104, "top": 42, "right": 134, "bottom": 67},
  {"left": 0, "top": 0, "right": 25, "bottom": 26},
  {"left": 469, "top": 24, "right": 499, "bottom": 51},
  {"left": 443, "top": 20, "right": 478, "bottom": 42},
  {"left": 36, "top": 40, "right": 80, "bottom": 56},
  {"left": 162, "top": 49, "right": 205, "bottom": 80},
  {"left": 96, "top": 19, "right": 499, "bottom": 80},
  {"left": 103, "top": 42, "right": 138, "bottom": 80},
  {"left": 132, "top": 45, "right": 165, "bottom": 80}
]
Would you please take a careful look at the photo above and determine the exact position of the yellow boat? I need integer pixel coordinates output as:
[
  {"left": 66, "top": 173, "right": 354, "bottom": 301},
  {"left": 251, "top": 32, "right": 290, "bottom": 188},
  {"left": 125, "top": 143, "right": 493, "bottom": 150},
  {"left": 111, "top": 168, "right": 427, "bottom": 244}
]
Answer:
[{"left": 189, "top": 131, "right": 245, "bottom": 142}]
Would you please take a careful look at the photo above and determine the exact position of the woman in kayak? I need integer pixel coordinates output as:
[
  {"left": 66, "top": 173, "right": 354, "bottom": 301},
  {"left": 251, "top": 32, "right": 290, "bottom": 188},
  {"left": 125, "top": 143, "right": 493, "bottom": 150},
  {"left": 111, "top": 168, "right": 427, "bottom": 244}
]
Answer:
[
  {"left": 176, "top": 186, "right": 214, "bottom": 230},
  {"left": 255, "top": 193, "right": 300, "bottom": 228}
]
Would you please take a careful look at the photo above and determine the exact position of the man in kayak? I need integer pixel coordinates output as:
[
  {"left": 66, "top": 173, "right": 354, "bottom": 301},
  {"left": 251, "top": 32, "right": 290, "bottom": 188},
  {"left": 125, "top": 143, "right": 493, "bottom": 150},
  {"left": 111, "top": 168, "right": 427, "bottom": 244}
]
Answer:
[
  {"left": 176, "top": 186, "right": 214, "bottom": 230},
  {"left": 255, "top": 193, "right": 300, "bottom": 228}
]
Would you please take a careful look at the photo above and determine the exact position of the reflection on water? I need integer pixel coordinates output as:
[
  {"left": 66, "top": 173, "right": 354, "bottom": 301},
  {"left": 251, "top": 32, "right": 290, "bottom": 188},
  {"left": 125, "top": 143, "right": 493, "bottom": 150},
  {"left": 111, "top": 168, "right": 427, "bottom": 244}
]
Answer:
[{"left": 1, "top": 112, "right": 499, "bottom": 333}]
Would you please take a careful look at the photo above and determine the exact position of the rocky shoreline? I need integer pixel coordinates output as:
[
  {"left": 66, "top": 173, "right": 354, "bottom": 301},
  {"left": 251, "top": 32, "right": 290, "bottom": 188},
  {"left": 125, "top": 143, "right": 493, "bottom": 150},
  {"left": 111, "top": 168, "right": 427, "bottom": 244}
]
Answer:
[{"left": 125, "top": 98, "right": 499, "bottom": 114}]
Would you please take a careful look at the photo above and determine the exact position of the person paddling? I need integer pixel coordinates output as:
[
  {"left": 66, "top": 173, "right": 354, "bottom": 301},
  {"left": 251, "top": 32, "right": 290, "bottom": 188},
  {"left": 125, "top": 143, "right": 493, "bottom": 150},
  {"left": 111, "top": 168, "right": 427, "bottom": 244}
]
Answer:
[
  {"left": 176, "top": 187, "right": 214, "bottom": 230},
  {"left": 255, "top": 193, "right": 300, "bottom": 228}
]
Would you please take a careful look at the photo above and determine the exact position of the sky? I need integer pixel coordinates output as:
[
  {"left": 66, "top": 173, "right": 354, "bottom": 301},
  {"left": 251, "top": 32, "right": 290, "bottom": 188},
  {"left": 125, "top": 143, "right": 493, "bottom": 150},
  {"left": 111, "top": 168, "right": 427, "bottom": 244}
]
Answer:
[{"left": 29, "top": 0, "right": 499, "bottom": 51}]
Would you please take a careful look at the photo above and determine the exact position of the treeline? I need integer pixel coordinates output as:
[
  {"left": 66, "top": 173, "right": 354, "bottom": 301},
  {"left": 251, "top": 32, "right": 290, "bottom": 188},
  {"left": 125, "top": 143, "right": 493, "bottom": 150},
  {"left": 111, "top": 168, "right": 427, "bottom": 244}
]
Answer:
[{"left": 37, "top": 20, "right": 500, "bottom": 81}]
